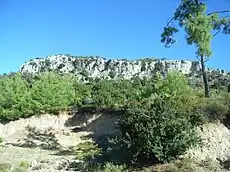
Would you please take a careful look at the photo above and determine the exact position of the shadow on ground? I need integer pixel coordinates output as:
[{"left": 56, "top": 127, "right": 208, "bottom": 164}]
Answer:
[
  {"left": 64, "top": 106, "right": 160, "bottom": 171},
  {"left": 64, "top": 106, "right": 133, "bottom": 168},
  {"left": 9, "top": 125, "right": 61, "bottom": 150},
  {"left": 223, "top": 114, "right": 230, "bottom": 130},
  {"left": 65, "top": 106, "right": 122, "bottom": 150}
]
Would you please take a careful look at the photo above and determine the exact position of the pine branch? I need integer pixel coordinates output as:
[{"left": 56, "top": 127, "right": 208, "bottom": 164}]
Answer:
[
  {"left": 204, "top": 58, "right": 209, "bottom": 63},
  {"left": 208, "top": 10, "right": 230, "bottom": 16},
  {"left": 196, "top": 56, "right": 201, "bottom": 62},
  {"left": 167, "top": 17, "right": 175, "bottom": 26},
  {"left": 212, "top": 29, "right": 221, "bottom": 37}
]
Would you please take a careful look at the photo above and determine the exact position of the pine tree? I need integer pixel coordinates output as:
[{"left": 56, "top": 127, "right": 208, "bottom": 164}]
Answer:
[{"left": 161, "top": 0, "right": 230, "bottom": 97}]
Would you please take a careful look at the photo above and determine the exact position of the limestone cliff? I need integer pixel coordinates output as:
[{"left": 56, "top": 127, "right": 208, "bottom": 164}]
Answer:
[{"left": 19, "top": 54, "right": 230, "bottom": 88}]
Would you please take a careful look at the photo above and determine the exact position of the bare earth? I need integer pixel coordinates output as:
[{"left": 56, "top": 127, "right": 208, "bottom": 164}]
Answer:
[
  {"left": 0, "top": 112, "right": 119, "bottom": 172},
  {"left": 1, "top": 113, "right": 230, "bottom": 171}
]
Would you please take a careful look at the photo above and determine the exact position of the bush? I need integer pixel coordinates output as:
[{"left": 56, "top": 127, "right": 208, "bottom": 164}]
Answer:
[
  {"left": 201, "top": 90, "right": 230, "bottom": 121},
  {"left": 0, "top": 137, "right": 3, "bottom": 143},
  {"left": 70, "top": 162, "right": 128, "bottom": 172},
  {"left": 149, "top": 158, "right": 201, "bottom": 172},
  {"left": 100, "top": 163, "right": 128, "bottom": 172},
  {"left": 0, "top": 162, "right": 29, "bottom": 172},
  {"left": 154, "top": 72, "right": 198, "bottom": 105},
  {"left": 30, "top": 72, "right": 76, "bottom": 113},
  {"left": 120, "top": 95, "right": 200, "bottom": 163},
  {"left": 0, "top": 72, "right": 81, "bottom": 121},
  {"left": 75, "top": 141, "right": 102, "bottom": 161},
  {"left": 92, "top": 80, "right": 137, "bottom": 108},
  {"left": 73, "top": 82, "right": 93, "bottom": 106},
  {"left": 0, "top": 163, "right": 11, "bottom": 172},
  {"left": 0, "top": 73, "right": 32, "bottom": 121},
  {"left": 119, "top": 72, "right": 202, "bottom": 163}
]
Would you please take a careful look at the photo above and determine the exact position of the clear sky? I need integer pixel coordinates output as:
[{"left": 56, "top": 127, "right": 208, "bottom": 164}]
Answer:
[{"left": 1, "top": 0, "right": 230, "bottom": 74}]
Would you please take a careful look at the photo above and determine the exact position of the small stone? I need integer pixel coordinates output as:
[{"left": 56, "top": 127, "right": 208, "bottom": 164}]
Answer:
[
  {"left": 107, "top": 147, "right": 112, "bottom": 151},
  {"left": 65, "top": 132, "right": 70, "bottom": 136},
  {"left": 40, "top": 159, "right": 50, "bottom": 164},
  {"left": 30, "top": 159, "right": 39, "bottom": 168}
]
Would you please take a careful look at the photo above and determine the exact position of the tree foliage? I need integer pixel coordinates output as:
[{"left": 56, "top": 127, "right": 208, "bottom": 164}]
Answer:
[
  {"left": 161, "top": 0, "right": 230, "bottom": 52},
  {"left": 30, "top": 72, "right": 76, "bottom": 113},
  {"left": 0, "top": 72, "right": 161, "bottom": 121},
  {"left": 119, "top": 72, "right": 203, "bottom": 163},
  {"left": 92, "top": 79, "right": 139, "bottom": 108},
  {"left": 161, "top": 0, "right": 230, "bottom": 97},
  {"left": 0, "top": 72, "right": 76, "bottom": 121},
  {"left": 0, "top": 73, "right": 31, "bottom": 120}
]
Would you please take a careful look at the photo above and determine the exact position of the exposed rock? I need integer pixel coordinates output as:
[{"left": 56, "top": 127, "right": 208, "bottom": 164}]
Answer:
[
  {"left": 186, "top": 122, "right": 230, "bottom": 167},
  {"left": 20, "top": 55, "right": 201, "bottom": 77},
  {"left": 0, "top": 113, "right": 88, "bottom": 148},
  {"left": 19, "top": 54, "right": 230, "bottom": 89},
  {"left": 0, "top": 111, "right": 120, "bottom": 171},
  {"left": 2, "top": 112, "right": 230, "bottom": 171}
]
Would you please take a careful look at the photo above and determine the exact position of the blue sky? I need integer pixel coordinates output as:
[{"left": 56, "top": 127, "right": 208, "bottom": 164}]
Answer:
[{"left": 1, "top": 0, "right": 230, "bottom": 74}]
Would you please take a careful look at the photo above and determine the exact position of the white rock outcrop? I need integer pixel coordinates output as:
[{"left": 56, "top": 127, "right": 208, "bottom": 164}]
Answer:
[
  {"left": 19, "top": 54, "right": 230, "bottom": 88},
  {"left": 19, "top": 54, "right": 203, "bottom": 78},
  {"left": 186, "top": 122, "right": 230, "bottom": 165}
]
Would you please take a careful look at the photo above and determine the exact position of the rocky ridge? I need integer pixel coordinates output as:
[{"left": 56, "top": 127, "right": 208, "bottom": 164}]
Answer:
[
  {"left": 19, "top": 54, "right": 230, "bottom": 88},
  {"left": 20, "top": 54, "right": 202, "bottom": 76}
]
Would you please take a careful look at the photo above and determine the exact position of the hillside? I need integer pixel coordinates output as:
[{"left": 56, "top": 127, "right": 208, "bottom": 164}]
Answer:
[
  {"left": 19, "top": 54, "right": 230, "bottom": 89},
  {"left": 1, "top": 55, "right": 230, "bottom": 172}
]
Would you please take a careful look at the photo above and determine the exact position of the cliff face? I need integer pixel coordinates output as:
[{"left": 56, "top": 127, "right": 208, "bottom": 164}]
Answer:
[
  {"left": 19, "top": 54, "right": 230, "bottom": 88},
  {"left": 20, "top": 54, "right": 201, "bottom": 76}
]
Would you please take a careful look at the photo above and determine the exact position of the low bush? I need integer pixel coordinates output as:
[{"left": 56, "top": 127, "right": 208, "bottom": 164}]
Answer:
[
  {"left": 91, "top": 80, "right": 138, "bottom": 108},
  {"left": 0, "top": 72, "right": 85, "bottom": 121},
  {"left": 119, "top": 72, "right": 203, "bottom": 163},
  {"left": 75, "top": 141, "right": 102, "bottom": 161},
  {"left": 120, "top": 95, "right": 201, "bottom": 163},
  {"left": 0, "top": 163, "right": 11, "bottom": 172},
  {"left": 0, "top": 137, "right": 3, "bottom": 144},
  {"left": 0, "top": 162, "right": 29, "bottom": 172},
  {"left": 30, "top": 72, "right": 76, "bottom": 113},
  {"left": 147, "top": 158, "right": 200, "bottom": 172},
  {"left": 69, "top": 161, "right": 128, "bottom": 172},
  {"left": 0, "top": 73, "right": 32, "bottom": 121},
  {"left": 100, "top": 162, "right": 128, "bottom": 172},
  {"left": 201, "top": 90, "right": 230, "bottom": 121}
]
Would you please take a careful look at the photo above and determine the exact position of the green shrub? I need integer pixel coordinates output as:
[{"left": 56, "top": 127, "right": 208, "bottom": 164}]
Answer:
[
  {"left": 201, "top": 90, "right": 230, "bottom": 121},
  {"left": 149, "top": 158, "right": 200, "bottom": 172},
  {"left": 0, "top": 137, "right": 3, "bottom": 143},
  {"left": 0, "top": 163, "right": 11, "bottom": 172},
  {"left": 92, "top": 80, "right": 137, "bottom": 108},
  {"left": 0, "top": 73, "right": 32, "bottom": 121},
  {"left": 100, "top": 162, "right": 128, "bottom": 172},
  {"left": 0, "top": 162, "right": 28, "bottom": 172},
  {"left": 0, "top": 72, "right": 85, "bottom": 121},
  {"left": 120, "top": 95, "right": 200, "bottom": 163},
  {"left": 69, "top": 161, "right": 128, "bottom": 172},
  {"left": 119, "top": 72, "right": 202, "bottom": 163},
  {"left": 154, "top": 72, "right": 196, "bottom": 102},
  {"left": 30, "top": 72, "right": 76, "bottom": 113},
  {"left": 108, "top": 71, "right": 116, "bottom": 79},
  {"left": 73, "top": 82, "right": 93, "bottom": 106},
  {"left": 17, "top": 161, "right": 29, "bottom": 169},
  {"left": 76, "top": 141, "right": 102, "bottom": 161}
]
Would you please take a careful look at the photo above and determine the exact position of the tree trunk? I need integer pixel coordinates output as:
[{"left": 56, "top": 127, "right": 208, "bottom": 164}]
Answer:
[{"left": 200, "top": 55, "right": 210, "bottom": 98}]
